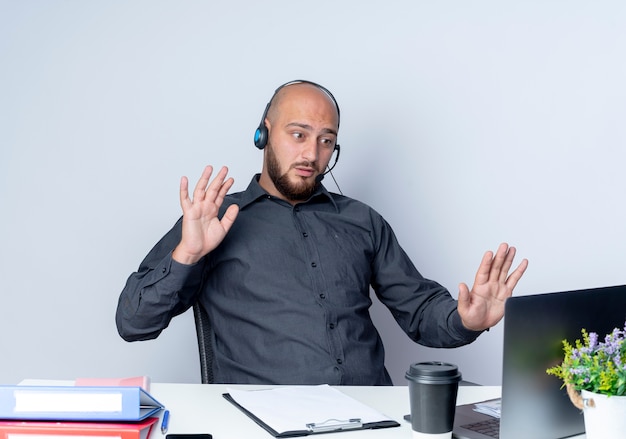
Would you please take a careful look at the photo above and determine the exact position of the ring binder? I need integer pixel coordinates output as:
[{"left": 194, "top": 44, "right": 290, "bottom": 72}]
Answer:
[
  {"left": 0, "top": 385, "right": 164, "bottom": 421},
  {"left": 306, "top": 418, "right": 362, "bottom": 433}
]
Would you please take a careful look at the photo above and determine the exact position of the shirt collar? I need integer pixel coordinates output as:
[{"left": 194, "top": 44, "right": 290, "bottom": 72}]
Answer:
[{"left": 237, "top": 174, "right": 339, "bottom": 212}]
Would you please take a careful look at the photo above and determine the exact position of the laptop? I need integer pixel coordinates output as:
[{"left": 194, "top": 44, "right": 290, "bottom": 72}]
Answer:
[{"left": 452, "top": 284, "right": 626, "bottom": 439}]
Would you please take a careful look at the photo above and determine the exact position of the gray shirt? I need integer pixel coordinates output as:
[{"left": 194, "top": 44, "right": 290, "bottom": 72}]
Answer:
[{"left": 116, "top": 175, "right": 481, "bottom": 385}]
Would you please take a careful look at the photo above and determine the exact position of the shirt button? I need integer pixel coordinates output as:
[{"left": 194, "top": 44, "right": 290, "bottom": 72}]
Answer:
[
  {"left": 329, "top": 323, "right": 335, "bottom": 329},
  {"left": 336, "top": 359, "right": 343, "bottom": 364},
  {"left": 319, "top": 293, "right": 326, "bottom": 299},
  {"left": 302, "top": 232, "right": 308, "bottom": 238},
  {"left": 311, "top": 262, "right": 317, "bottom": 267},
  {"left": 162, "top": 267, "right": 167, "bottom": 274}
]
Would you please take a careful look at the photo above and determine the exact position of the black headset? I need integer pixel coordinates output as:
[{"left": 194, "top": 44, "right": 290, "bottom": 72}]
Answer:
[{"left": 253, "top": 80, "right": 341, "bottom": 156}]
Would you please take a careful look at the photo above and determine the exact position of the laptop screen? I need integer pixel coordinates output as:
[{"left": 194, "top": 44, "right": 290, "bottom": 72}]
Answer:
[{"left": 498, "top": 285, "right": 626, "bottom": 439}]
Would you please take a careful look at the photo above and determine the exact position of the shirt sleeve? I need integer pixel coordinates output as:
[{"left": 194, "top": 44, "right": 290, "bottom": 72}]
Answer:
[
  {"left": 370, "top": 214, "right": 483, "bottom": 348},
  {"left": 115, "top": 218, "right": 205, "bottom": 342}
]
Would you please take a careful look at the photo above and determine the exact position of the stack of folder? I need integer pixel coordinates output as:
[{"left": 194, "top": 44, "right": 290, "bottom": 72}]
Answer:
[{"left": 0, "top": 380, "right": 164, "bottom": 439}]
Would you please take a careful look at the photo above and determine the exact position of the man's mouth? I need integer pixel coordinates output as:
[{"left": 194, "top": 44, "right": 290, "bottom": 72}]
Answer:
[{"left": 293, "top": 164, "right": 317, "bottom": 178}]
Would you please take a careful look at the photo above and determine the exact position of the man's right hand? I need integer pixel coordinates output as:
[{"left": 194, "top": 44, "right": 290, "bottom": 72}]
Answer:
[{"left": 172, "top": 165, "right": 240, "bottom": 265}]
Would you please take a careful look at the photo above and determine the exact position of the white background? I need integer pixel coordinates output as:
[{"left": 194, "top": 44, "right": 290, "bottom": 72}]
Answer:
[{"left": 2, "top": 0, "right": 625, "bottom": 386}]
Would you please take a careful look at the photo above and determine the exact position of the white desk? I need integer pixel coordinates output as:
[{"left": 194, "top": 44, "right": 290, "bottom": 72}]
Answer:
[
  {"left": 151, "top": 383, "right": 501, "bottom": 438},
  {"left": 18, "top": 381, "right": 586, "bottom": 439}
]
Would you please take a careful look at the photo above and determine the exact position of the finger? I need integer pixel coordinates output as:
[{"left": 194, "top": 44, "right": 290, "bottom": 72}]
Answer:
[
  {"left": 220, "top": 204, "right": 240, "bottom": 234},
  {"left": 179, "top": 176, "right": 190, "bottom": 209},
  {"left": 458, "top": 282, "right": 471, "bottom": 307},
  {"left": 474, "top": 250, "right": 495, "bottom": 286},
  {"left": 192, "top": 165, "right": 214, "bottom": 201},
  {"left": 204, "top": 166, "right": 230, "bottom": 201},
  {"left": 215, "top": 177, "right": 235, "bottom": 207},
  {"left": 498, "top": 245, "right": 517, "bottom": 283},
  {"left": 505, "top": 258, "right": 529, "bottom": 289},
  {"left": 488, "top": 243, "right": 510, "bottom": 280},
  {"left": 457, "top": 282, "right": 475, "bottom": 329}
]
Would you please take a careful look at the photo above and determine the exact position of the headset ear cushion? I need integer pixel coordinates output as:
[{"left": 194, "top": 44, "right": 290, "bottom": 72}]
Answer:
[
  {"left": 254, "top": 102, "right": 271, "bottom": 150},
  {"left": 254, "top": 124, "right": 267, "bottom": 149}
]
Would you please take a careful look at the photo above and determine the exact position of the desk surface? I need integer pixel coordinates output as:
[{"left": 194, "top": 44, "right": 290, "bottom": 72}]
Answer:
[
  {"left": 18, "top": 381, "right": 585, "bottom": 439},
  {"left": 152, "top": 383, "right": 500, "bottom": 439}
]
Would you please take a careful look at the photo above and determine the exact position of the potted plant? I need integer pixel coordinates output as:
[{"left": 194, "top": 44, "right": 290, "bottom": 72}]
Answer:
[{"left": 546, "top": 322, "right": 626, "bottom": 439}]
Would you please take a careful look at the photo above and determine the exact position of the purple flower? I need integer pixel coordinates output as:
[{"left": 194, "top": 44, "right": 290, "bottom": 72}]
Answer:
[{"left": 547, "top": 320, "right": 626, "bottom": 397}]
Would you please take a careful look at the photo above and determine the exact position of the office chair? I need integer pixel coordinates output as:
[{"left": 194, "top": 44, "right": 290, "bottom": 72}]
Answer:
[{"left": 192, "top": 301, "right": 214, "bottom": 384}]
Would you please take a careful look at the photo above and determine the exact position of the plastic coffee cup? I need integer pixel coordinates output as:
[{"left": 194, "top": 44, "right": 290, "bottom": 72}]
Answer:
[{"left": 405, "top": 361, "right": 462, "bottom": 439}]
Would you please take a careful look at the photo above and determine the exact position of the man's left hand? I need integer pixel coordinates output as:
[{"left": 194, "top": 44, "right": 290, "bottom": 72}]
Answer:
[{"left": 457, "top": 243, "right": 529, "bottom": 331}]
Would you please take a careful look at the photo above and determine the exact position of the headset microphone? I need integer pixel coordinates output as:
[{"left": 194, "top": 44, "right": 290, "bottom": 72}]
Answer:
[
  {"left": 316, "top": 144, "right": 341, "bottom": 181},
  {"left": 315, "top": 145, "right": 342, "bottom": 195}
]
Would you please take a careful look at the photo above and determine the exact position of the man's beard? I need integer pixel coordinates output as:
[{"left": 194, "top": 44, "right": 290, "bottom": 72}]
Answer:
[{"left": 266, "top": 144, "right": 318, "bottom": 202}]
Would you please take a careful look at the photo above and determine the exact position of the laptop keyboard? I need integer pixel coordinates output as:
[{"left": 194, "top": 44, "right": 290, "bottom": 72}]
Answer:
[{"left": 461, "top": 418, "right": 500, "bottom": 438}]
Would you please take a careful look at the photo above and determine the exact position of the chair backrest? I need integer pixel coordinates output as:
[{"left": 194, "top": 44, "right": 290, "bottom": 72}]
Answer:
[{"left": 192, "top": 301, "right": 214, "bottom": 384}]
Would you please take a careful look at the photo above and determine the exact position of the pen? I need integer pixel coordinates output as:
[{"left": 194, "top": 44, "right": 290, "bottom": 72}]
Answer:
[{"left": 161, "top": 410, "right": 170, "bottom": 435}]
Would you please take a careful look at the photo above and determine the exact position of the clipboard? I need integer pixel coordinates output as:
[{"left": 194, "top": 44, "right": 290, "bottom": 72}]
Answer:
[{"left": 223, "top": 385, "right": 400, "bottom": 437}]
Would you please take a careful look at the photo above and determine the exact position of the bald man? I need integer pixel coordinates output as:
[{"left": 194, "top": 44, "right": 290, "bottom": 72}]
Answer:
[{"left": 116, "top": 80, "right": 527, "bottom": 385}]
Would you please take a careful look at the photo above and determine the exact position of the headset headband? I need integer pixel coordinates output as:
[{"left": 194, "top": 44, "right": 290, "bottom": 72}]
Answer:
[{"left": 253, "top": 80, "right": 341, "bottom": 150}]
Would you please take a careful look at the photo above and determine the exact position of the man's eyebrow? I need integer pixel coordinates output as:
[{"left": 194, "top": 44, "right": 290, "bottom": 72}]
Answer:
[{"left": 286, "top": 122, "right": 337, "bottom": 136}]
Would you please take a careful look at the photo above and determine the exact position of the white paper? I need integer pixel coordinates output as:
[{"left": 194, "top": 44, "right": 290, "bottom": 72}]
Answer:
[
  {"left": 9, "top": 436, "right": 121, "bottom": 439},
  {"left": 14, "top": 391, "right": 123, "bottom": 413},
  {"left": 473, "top": 399, "right": 501, "bottom": 419},
  {"left": 226, "top": 384, "right": 394, "bottom": 434}
]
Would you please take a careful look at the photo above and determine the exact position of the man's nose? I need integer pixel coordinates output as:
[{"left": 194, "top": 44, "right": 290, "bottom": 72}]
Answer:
[{"left": 301, "top": 139, "right": 319, "bottom": 163}]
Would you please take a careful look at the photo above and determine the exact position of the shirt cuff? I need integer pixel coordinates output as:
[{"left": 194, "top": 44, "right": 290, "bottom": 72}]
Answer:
[
  {"left": 450, "top": 309, "right": 485, "bottom": 342},
  {"left": 152, "top": 252, "right": 205, "bottom": 288}
]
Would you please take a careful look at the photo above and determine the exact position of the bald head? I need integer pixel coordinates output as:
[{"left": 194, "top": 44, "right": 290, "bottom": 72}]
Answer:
[{"left": 266, "top": 82, "right": 340, "bottom": 133}]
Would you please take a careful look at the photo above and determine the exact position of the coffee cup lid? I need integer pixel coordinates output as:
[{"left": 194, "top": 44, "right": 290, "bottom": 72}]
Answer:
[{"left": 405, "top": 361, "right": 462, "bottom": 383}]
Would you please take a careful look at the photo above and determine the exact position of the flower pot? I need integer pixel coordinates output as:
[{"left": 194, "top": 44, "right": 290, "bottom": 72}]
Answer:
[{"left": 580, "top": 390, "right": 626, "bottom": 439}]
